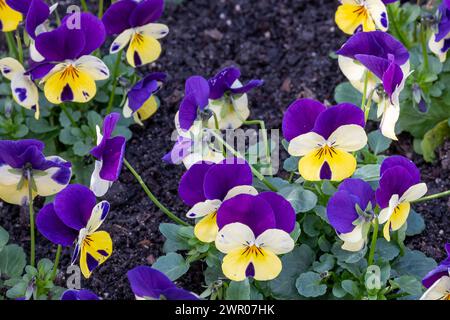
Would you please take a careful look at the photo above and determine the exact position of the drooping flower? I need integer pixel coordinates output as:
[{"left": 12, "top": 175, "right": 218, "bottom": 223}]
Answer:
[
  {"left": 215, "top": 192, "right": 296, "bottom": 281},
  {"left": 31, "top": 12, "right": 109, "bottom": 104},
  {"left": 376, "top": 156, "right": 427, "bottom": 241},
  {"left": 422, "top": 243, "right": 450, "bottom": 289},
  {"left": 283, "top": 99, "right": 367, "bottom": 181},
  {"left": 178, "top": 158, "right": 258, "bottom": 243},
  {"left": 90, "top": 113, "right": 126, "bottom": 197},
  {"left": 61, "top": 289, "right": 100, "bottom": 300},
  {"left": 0, "top": 0, "right": 22, "bottom": 32},
  {"left": 327, "top": 178, "right": 376, "bottom": 251},
  {"left": 127, "top": 266, "right": 198, "bottom": 300},
  {"left": 0, "top": 139, "right": 71, "bottom": 205},
  {"left": 124, "top": 72, "right": 166, "bottom": 125},
  {"left": 0, "top": 58, "right": 40, "bottom": 118},
  {"left": 102, "top": 0, "right": 169, "bottom": 68},
  {"left": 207, "top": 67, "right": 263, "bottom": 129},
  {"left": 337, "top": 31, "right": 410, "bottom": 140},
  {"left": 335, "top": 0, "right": 390, "bottom": 35},
  {"left": 36, "top": 184, "right": 113, "bottom": 278},
  {"left": 429, "top": 0, "right": 450, "bottom": 62}
]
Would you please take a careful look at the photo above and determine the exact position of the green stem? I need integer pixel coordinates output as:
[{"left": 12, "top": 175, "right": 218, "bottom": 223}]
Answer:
[
  {"left": 209, "top": 131, "right": 278, "bottom": 192},
  {"left": 80, "top": 0, "right": 88, "bottom": 11},
  {"left": 27, "top": 171, "right": 35, "bottom": 268},
  {"left": 368, "top": 218, "right": 379, "bottom": 266},
  {"left": 387, "top": 5, "right": 411, "bottom": 49},
  {"left": 5, "top": 32, "right": 19, "bottom": 60},
  {"left": 212, "top": 112, "right": 226, "bottom": 157},
  {"left": 412, "top": 190, "right": 450, "bottom": 203},
  {"left": 106, "top": 50, "right": 123, "bottom": 114},
  {"left": 15, "top": 31, "right": 23, "bottom": 64},
  {"left": 361, "top": 71, "right": 369, "bottom": 111},
  {"left": 123, "top": 158, "right": 189, "bottom": 226},
  {"left": 420, "top": 23, "right": 429, "bottom": 70},
  {"left": 98, "top": 0, "right": 104, "bottom": 18},
  {"left": 51, "top": 245, "right": 62, "bottom": 280},
  {"left": 243, "top": 119, "right": 272, "bottom": 176},
  {"left": 60, "top": 104, "right": 77, "bottom": 127}
]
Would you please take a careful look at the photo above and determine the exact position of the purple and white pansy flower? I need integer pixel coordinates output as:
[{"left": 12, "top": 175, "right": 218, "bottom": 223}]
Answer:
[
  {"left": 178, "top": 158, "right": 257, "bottom": 243},
  {"left": 90, "top": 113, "right": 126, "bottom": 197},
  {"left": 215, "top": 192, "right": 296, "bottom": 281},
  {"left": 421, "top": 243, "right": 450, "bottom": 300},
  {"left": 429, "top": 0, "right": 450, "bottom": 62},
  {"left": 327, "top": 178, "right": 376, "bottom": 252},
  {"left": 61, "top": 289, "right": 100, "bottom": 300},
  {"left": 127, "top": 266, "right": 198, "bottom": 300},
  {"left": 376, "top": 156, "right": 428, "bottom": 241},
  {"left": 102, "top": 0, "right": 169, "bottom": 68},
  {"left": 0, "top": 139, "right": 71, "bottom": 205},
  {"left": 124, "top": 72, "right": 166, "bottom": 125},
  {"left": 337, "top": 31, "right": 411, "bottom": 140},
  {"left": 283, "top": 99, "right": 367, "bottom": 181}
]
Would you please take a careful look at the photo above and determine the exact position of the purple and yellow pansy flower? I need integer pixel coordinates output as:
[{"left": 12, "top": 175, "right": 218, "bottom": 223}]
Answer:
[
  {"left": 376, "top": 156, "right": 427, "bottom": 241},
  {"left": 429, "top": 0, "right": 450, "bottom": 62},
  {"left": 124, "top": 72, "right": 166, "bottom": 125},
  {"left": 0, "top": 57, "right": 40, "bottom": 118},
  {"left": 335, "top": 0, "right": 391, "bottom": 35},
  {"left": 0, "top": 0, "right": 22, "bottom": 32},
  {"left": 421, "top": 243, "right": 450, "bottom": 300},
  {"left": 0, "top": 139, "right": 71, "bottom": 205},
  {"left": 102, "top": 0, "right": 169, "bottom": 68},
  {"left": 90, "top": 113, "right": 126, "bottom": 197},
  {"left": 337, "top": 31, "right": 410, "bottom": 140},
  {"left": 215, "top": 192, "right": 296, "bottom": 281},
  {"left": 283, "top": 99, "right": 367, "bottom": 181},
  {"left": 327, "top": 178, "right": 376, "bottom": 251},
  {"left": 127, "top": 266, "right": 198, "bottom": 300},
  {"left": 61, "top": 289, "right": 100, "bottom": 300},
  {"left": 178, "top": 158, "right": 258, "bottom": 243},
  {"left": 31, "top": 12, "right": 109, "bottom": 104},
  {"left": 36, "top": 184, "right": 113, "bottom": 278}
]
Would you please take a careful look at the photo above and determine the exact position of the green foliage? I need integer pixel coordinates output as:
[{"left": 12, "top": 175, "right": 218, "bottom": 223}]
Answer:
[
  {"left": 225, "top": 279, "right": 251, "bottom": 300},
  {"left": 152, "top": 253, "right": 190, "bottom": 281}
]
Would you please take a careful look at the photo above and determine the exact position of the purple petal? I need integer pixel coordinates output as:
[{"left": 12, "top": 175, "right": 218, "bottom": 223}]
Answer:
[
  {"left": 161, "top": 288, "right": 198, "bottom": 300},
  {"left": 54, "top": 184, "right": 96, "bottom": 230},
  {"left": 27, "top": 62, "right": 56, "bottom": 80},
  {"left": 380, "top": 156, "right": 420, "bottom": 182},
  {"left": 327, "top": 191, "right": 359, "bottom": 234},
  {"left": 127, "top": 266, "right": 175, "bottom": 299},
  {"left": 0, "top": 139, "right": 45, "bottom": 168},
  {"left": 229, "top": 79, "right": 264, "bottom": 95},
  {"left": 25, "top": 0, "right": 50, "bottom": 39},
  {"left": 208, "top": 67, "right": 241, "bottom": 100},
  {"left": 178, "top": 94, "right": 198, "bottom": 131},
  {"left": 258, "top": 192, "right": 296, "bottom": 233},
  {"left": 5, "top": 0, "right": 31, "bottom": 14},
  {"left": 185, "top": 75, "right": 210, "bottom": 109},
  {"left": 99, "top": 136, "right": 126, "bottom": 181},
  {"left": 35, "top": 26, "right": 85, "bottom": 61},
  {"left": 128, "top": 72, "right": 166, "bottom": 112},
  {"left": 178, "top": 161, "right": 213, "bottom": 206},
  {"left": 282, "top": 99, "right": 326, "bottom": 141},
  {"left": 436, "top": 2, "right": 450, "bottom": 42},
  {"left": 102, "top": 0, "right": 136, "bottom": 35},
  {"left": 90, "top": 113, "right": 121, "bottom": 159},
  {"left": 61, "top": 289, "right": 100, "bottom": 300},
  {"left": 217, "top": 194, "right": 276, "bottom": 237},
  {"left": 382, "top": 57, "right": 404, "bottom": 98},
  {"left": 354, "top": 54, "right": 390, "bottom": 80},
  {"left": 376, "top": 167, "right": 417, "bottom": 209},
  {"left": 162, "top": 136, "right": 193, "bottom": 165},
  {"left": 338, "top": 178, "right": 376, "bottom": 210},
  {"left": 129, "top": 0, "right": 164, "bottom": 27},
  {"left": 36, "top": 203, "right": 78, "bottom": 246},
  {"left": 203, "top": 158, "right": 253, "bottom": 201},
  {"left": 313, "top": 103, "right": 365, "bottom": 139}
]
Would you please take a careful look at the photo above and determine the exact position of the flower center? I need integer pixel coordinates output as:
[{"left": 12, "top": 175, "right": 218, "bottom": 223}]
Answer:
[
  {"left": 0, "top": 0, "right": 6, "bottom": 9},
  {"left": 60, "top": 64, "right": 80, "bottom": 80},
  {"left": 315, "top": 144, "right": 337, "bottom": 160},
  {"left": 241, "top": 245, "right": 264, "bottom": 258}
]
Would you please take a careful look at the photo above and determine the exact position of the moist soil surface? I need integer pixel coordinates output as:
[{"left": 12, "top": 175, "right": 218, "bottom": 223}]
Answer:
[{"left": 0, "top": 0, "right": 449, "bottom": 299}]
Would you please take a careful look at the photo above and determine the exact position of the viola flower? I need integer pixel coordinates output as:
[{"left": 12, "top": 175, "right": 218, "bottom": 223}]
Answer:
[
  {"left": 207, "top": 67, "right": 263, "bottom": 129},
  {"left": 0, "top": 0, "right": 22, "bottom": 32},
  {"left": 422, "top": 243, "right": 450, "bottom": 289},
  {"left": 215, "top": 192, "right": 296, "bottom": 281},
  {"left": 124, "top": 72, "right": 166, "bottom": 126},
  {"left": 178, "top": 158, "right": 258, "bottom": 243},
  {"left": 102, "top": 0, "right": 169, "bottom": 68},
  {"left": 421, "top": 243, "right": 450, "bottom": 300},
  {"left": 90, "top": 113, "right": 126, "bottom": 197},
  {"left": 429, "top": 0, "right": 450, "bottom": 62},
  {"left": 0, "top": 139, "right": 71, "bottom": 205},
  {"left": 32, "top": 12, "right": 109, "bottom": 104},
  {"left": 335, "top": 0, "right": 389, "bottom": 35},
  {"left": 36, "top": 184, "right": 113, "bottom": 278},
  {"left": 127, "top": 266, "right": 198, "bottom": 300},
  {"left": 282, "top": 99, "right": 367, "bottom": 181},
  {"left": 327, "top": 178, "right": 376, "bottom": 251},
  {"left": 7, "top": 0, "right": 58, "bottom": 62},
  {"left": 0, "top": 57, "right": 40, "bottom": 118},
  {"left": 61, "top": 289, "right": 100, "bottom": 300},
  {"left": 337, "top": 31, "right": 410, "bottom": 140},
  {"left": 376, "top": 156, "right": 427, "bottom": 241}
]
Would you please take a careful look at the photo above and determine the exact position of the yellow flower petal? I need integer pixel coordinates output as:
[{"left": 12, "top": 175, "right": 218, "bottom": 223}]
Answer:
[
  {"left": 0, "top": 181, "right": 36, "bottom": 205},
  {"left": 0, "top": 0, "right": 23, "bottom": 32},
  {"left": 383, "top": 202, "right": 410, "bottom": 241},
  {"left": 126, "top": 32, "right": 162, "bottom": 68},
  {"left": 194, "top": 212, "right": 219, "bottom": 243},
  {"left": 335, "top": 4, "right": 375, "bottom": 35},
  {"left": 221, "top": 247, "right": 253, "bottom": 282},
  {"left": 137, "top": 95, "right": 158, "bottom": 121},
  {"left": 79, "top": 231, "right": 113, "bottom": 279}
]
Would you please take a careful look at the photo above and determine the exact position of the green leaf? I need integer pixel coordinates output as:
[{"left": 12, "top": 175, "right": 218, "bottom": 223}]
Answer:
[
  {"left": 225, "top": 279, "right": 251, "bottom": 300},
  {"left": 73, "top": 141, "right": 91, "bottom": 156},
  {"left": 0, "top": 244, "right": 26, "bottom": 278},
  {"left": 59, "top": 127, "right": 78, "bottom": 145},
  {"left": 290, "top": 222, "right": 301, "bottom": 242},
  {"left": 406, "top": 210, "right": 425, "bottom": 236},
  {"left": 159, "top": 223, "right": 191, "bottom": 252},
  {"left": 374, "top": 238, "right": 400, "bottom": 262},
  {"left": 87, "top": 111, "right": 103, "bottom": 129},
  {"left": 283, "top": 156, "right": 299, "bottom": 172},
  {"left": 332, "top": 282, "right": 347, "bottom": 298},
  {"left": 0, "top": 226, "right": 9, "bottom": 249},
  {"left": 312, "top": 254, "right": 335, "bottom": 273},
  {"left": 392, "top": 249, "right": 437, "bottom": 280},
  {"left": 278, "top": 185, "right": 317, "bottom": 213},
  {"left": 341, "top": 279, "right": 361, "bottom": 298},
  {"left": 28, "top": 118, "right": 58, "bottom": 134},
  {"left": 331, "top": 242, "right": 367, "bottom": 264},
  {"left": 152, "top": 253, "right": 189, "bottom": 281},
  {"left": 59, "top": 109, "right": 81, "bottom": 128},
  {"left": 421, "top": 119, "right": 450, "bottom": 162},
  {"left": 303, "top": 214, "right": 321, "bottom": 237},
  {"left": 393, "top": 275, "right": 423, "bottom": 296},
  {"left": 368, "top": 130, "right": 391, "bottom": 155},
  {"left": 12, "top": 125, "right": 28, "bottom": 138},
  {"left": 334, "top": 82, "right": 362, "bottom": 105},
  {"left": 296, "top": 272, "right": 327, "bottom": 298},
  {"left": 352, "top": 164, "right": 380, "bottom": 182}
]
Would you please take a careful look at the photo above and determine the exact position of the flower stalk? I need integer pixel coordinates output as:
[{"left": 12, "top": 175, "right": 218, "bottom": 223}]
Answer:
[
  {"left": 368, "top": 217, "right": 379, "bottom": 266},
  {"left": 5, "top": 32, "right": 19, "bottom": 60},
  {"left": 412, "top": 190, "right": 450, "bottom": 203},
  {"left": 123, "top": 158, "right": 189, "bottom": 226},
  {"left": 51, "top": 245, "right": 62, "bottom": 280},
  {"left": 243, "top": 119, "right": 272, "bottom": 176},
  {"left": 27, "top": 170, "right": 36, "bottom": 267},
  {"left": 60, "top": 104, "right": 77, "bottom": 127}
]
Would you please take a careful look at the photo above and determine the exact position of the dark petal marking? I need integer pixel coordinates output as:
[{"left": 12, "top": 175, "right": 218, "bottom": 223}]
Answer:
[
  {"left": 86, "top": 252, "right": 99, "bottom": 272},
  {"left": 111, "top": 43, "right": 120, "bottom": 52},
  {"left": 14, "top": 88, "right": 27, "bottom": 102},
  {"left": 101, "top": 202, "right": 110, "bottom": 220},
  {"left": 82, "top": 91, "right": 90, "bottom": 98},
  {"left": 320, "top": 161, "right": 332, "bottom": 180},
  {"left": 133, "top": 51, "right": 142, "bottom": 67},
  {"left": 245, "top": 263, "right": 255, "bottom": 277},
  {"left": 61, "top": 84, "right": 74, "bottom": 101},
  {"left": 97, "top": 249, "right": 109, "bottom": 257},
  {"left": 71, "top": 244, "right": 80, "bottom": 264},
  {"left": 381, "top": 12, "right": 388, "bottom": 28},
  {"left": 3, "top": 67, "right": 11, "bottom": 74}
]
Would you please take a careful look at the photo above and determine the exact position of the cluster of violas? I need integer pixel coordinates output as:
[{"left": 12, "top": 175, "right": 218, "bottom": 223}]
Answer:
[{"left": 0, "top": 0, "right": 167, "bottom": 124}]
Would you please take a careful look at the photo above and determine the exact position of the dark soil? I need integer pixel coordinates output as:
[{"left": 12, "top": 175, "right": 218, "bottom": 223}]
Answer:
[{"left": 0, "top": 0, "right": 448, "bottom": 300}]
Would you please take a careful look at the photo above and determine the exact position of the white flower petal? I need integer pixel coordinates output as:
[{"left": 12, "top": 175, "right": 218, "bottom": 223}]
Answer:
[
  {"left": 400, "top": 183, "right": 428, "bottom": 203},
  {"left": 186, "top": 199, "right": 222, "bottom": 219},
  {"left": 328, "top": 124, "right": 368, "bottom": 152},
  {"left": 34, "top": 156, "right": 72, "bottom": 197},
  {"left": 110, "top": 29, "right": 133, "bottom": 54},
  {"left": 90, "top": 160, "right": 112, "bottom": 197},
  {"left": 255, "top": 229, "right": 294, "bottom": 255},
  {"left": 0, "top": 164, "right": 22, "bottom": 186},
  {"left": 11, "top": 73, "right": 39, "bottom": 109},
  {"left": 29, "top": 40, "right": 45, "bottom": 62},
  {"left": 366, "top": 0, "right": 388, "bottom": 31},
  {"left": 341, "top": 238, "right": 365, "bottom": 252},
  {"left": 75, "top": 55, "right": 110, "bottom": 81},
  {"left": 223, "top": 185, "right": 258, "bottom": 201},
  {"left": 135, "top": 23, "right": 169, "bottom": 40},
  {"left": 287, "top": 132, "right": 325, "bottom": 156},
  {"left": 215, "top": 222, "right": 255, "bottom": 254},
  {"left": 420, "top": 276, "right": 450, "bottom": 300},
  {"left": 379, "top": 98, "right": 400, "bottom": 141},
  {"left": 378, "top": 194, "right": 399, "bottom": 224},
  {"left": 338, "top": 223, "right": 364, "bottom": 243},
  {"left": 0, "top": 57, "right": 24, "bottom": 80}
]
